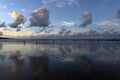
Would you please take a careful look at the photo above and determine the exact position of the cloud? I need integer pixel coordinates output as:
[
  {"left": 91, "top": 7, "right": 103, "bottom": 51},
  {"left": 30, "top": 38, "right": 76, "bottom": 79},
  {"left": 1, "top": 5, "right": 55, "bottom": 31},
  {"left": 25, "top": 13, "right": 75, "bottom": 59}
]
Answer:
[
  {"left": 29, "top": 7, "right": 50, "bottom": 27},
  {"left": 115, "top": 9, "right": 120, "bottom": 19},
  {"left": 80, "top": 11, "right": 92, "bottom": 27},
  {"left": 16, "top": 27, "right": 21, "bottom": 32},
  {"left": 0, "top": 32, "right": 3, "bottom": 36},
  {"left": 58, "top": 28, "right": 67, "bottom": 36},
  {"left": 67, "top": 0, "right": 78, "bottom": 7},
  {"left": 0, "top": 22, "right": 6, "bottom": 27},
  {"left": 41, "top": 0, "right": 78, "bottom": 7},
  {"left": 58, "top": 28, "right": 72, "bottom": 36},
  {"left": 96, "top": 19, "right": 120, "bottom": 27},
  {"left": 61, "top": 21, "right": 77, "bottom": 27},
  {"left": 21, "top": 9, "right": 26, "bottom": 12},
  {"left": 9, "top": 11, "right": 26, "bottom": 28},
  {"left": 39, "top": 28, "right": 47, "bottom": 32},
  {"left": 31, "top": 28, "right": 120, "bottom": 39},
  {"left": 56, "top": 1, "right": 64, "bottom": 8},
  {"left": 37, "top": 27, "right": 48, "bottom": 33},
  {"left": 96, "top": 9, "right": 120, "bottom": 27},
  {"left": 0, "top": 4, "right": 7, "bottom": 8},
  {"left": 2, "top": 28, "right": 12, "bottom": 31},
  {"left": 64, "top": 30, "right": 72, "bottom": 36}
]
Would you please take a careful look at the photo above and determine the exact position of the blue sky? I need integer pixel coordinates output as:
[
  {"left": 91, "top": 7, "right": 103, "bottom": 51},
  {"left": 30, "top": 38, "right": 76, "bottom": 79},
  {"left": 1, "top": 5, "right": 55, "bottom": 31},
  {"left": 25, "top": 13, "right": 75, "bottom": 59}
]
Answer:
[{"left": 0, "top": 0, "right": 120, "bottom": 37}]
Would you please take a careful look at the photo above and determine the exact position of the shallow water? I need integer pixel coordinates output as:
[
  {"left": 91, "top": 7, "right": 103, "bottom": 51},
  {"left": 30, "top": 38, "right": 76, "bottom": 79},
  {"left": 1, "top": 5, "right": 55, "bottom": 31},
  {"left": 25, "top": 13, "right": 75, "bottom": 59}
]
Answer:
[{"left": 0, "top": 42, "right": 120, "bottom": 80}]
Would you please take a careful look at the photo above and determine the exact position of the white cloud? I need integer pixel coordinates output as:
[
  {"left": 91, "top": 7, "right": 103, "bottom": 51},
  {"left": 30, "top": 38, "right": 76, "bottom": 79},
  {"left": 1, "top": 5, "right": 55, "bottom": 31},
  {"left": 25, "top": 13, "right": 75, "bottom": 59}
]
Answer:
[
  {"left": 96, "top": 19, "right": 120, "bottom": 27},
  {"left": 21, "top": 9, "right": 26, "bottom": 12},
  {"left": 61, "top": 21, "right": 77, "bottom": 27},
  {"left": 29, "top": 7, "right": 50, "bottom": 27},
  {"left": 56, "top": 1, "right": 64, "bottom": 8},
  {"left": 80, "top": 11, "right": 92, "bottom": 27},
  {"left": 0, "top": 4, "right": 7, "bottom": 8},
  {"left": 8, "top": 11, "right": 26, "bottom": 28},
  {"left": 41, "top": 0, "right": 78, "bottom": 7},
  {"left": 67, "top": 0, "right": 78, "bottom": 6}
]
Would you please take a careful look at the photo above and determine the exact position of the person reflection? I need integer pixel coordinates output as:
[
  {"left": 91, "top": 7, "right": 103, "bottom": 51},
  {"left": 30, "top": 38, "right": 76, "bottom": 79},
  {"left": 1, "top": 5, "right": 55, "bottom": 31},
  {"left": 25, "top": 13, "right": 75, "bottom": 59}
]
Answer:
[
  {"left": 0, "top": 43, "right": 3, "bottom": 50},
  {"left": 29, "top": 55, "right": 49, "bottom": 79},
  {"left": 23, "top": 40, "right": 26, "bottom": 45},
  {"left": 10, "top": 50, "right": 24, "bottom": 73}
]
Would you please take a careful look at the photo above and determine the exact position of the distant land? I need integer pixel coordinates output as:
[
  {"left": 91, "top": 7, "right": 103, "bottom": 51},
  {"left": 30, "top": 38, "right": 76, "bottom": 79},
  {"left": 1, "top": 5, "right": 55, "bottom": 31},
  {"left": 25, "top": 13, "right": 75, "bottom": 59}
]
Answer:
[
  {"left": 0, "top": 36, "right": 120, "bottom": 44},
  {"left": 0, "top": 36, "right": 120, "bottom": 40},
  {"left": 0, "top": 37, "right": 10, "bottom": 39},
  {"left": 0, "top": 37, "right": 120, "bottom": 44}
]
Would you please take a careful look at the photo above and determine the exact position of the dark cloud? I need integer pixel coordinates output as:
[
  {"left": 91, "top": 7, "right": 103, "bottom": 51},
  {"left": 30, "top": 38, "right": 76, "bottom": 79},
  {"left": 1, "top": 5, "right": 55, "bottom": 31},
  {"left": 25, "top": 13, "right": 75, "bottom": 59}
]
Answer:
[
  {"left": 80, "top": 11, "right": 92, "bottom": 27},
  {"left": 58, "top": 28, "right": 72, "bottom": 37},
  {"left": 64, "top": 30, "right": 72, "bottom": 36},
  {"left": 0, "top": 32, "right": 3, "bottom": 36},
  {"left": 29, "top": 7, "right": 50, "bottom": 27},
  {"left": 34, "top": 27, "right": 53, "bottom": 33},
  {"left": 39, "top": 28, "right": 47, "bottom": 32},
  {"left": 0, "top": 22, "right": 6, "bottom": 27},
  {"left": 16, "top": 27, "right": 21, "bottom": 32},
  {"left": 33, "top": 29, "right": 120, "bottom": 39},
  {"left": 58, "top": 28, "right": 67, "bottom": 36},
  {"left": 9, "top": 12, "right": 26, "bottom": 28},
  {"left": 2, "top": 28, "right": 12, "bottom": 31},
  {"left": 115, "top": 9, "right": 120, "bottom": 19}
]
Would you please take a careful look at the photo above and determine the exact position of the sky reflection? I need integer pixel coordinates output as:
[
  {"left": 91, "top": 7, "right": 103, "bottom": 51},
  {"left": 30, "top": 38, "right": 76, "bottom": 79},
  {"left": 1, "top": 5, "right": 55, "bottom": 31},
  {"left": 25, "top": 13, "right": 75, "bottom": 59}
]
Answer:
[{"left": 0, "top": 42, "right": 120, "bottom": 80}]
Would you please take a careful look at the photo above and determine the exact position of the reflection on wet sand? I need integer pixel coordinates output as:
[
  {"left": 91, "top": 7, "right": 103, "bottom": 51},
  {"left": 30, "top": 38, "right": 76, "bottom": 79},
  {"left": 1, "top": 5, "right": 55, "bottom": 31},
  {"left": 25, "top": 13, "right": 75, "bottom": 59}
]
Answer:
[
  {"left": 80, "top": 55, "right": 95, "bottom": 80},
  {"left": 0, "top": 42, "right": 120, "bottom": 80},
  {"left": 29, "top": 55, "right": 49, "bottom": 79},
  {"left": 80, "top": 55, "right": 92, "bottom": 73},
  {"left": 10, "top": 51, "right": 24, "bottom": 73},
  {"left": 0, "top": 55, "right": 5, "bottom": 61}
]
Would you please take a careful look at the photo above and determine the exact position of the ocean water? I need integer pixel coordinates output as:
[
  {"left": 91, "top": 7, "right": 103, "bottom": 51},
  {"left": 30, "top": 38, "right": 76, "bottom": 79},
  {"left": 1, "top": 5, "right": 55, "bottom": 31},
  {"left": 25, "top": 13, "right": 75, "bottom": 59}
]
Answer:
[{"left": 0, "top": 42, "right": 120, "bottom": 80}]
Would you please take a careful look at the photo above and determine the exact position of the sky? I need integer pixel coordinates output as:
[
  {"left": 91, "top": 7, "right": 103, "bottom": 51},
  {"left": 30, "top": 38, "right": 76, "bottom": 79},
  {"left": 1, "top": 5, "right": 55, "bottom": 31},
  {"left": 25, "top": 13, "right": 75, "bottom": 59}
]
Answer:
[{"left": 0, "top": 0, "right": 120, "bottom": 38}]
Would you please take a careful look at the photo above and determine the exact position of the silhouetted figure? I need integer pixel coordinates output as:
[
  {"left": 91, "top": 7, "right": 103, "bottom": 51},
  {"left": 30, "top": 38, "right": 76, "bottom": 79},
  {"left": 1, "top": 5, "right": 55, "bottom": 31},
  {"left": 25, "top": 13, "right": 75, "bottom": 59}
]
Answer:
[
  {"left": 23, "top": 40, "right": 25, "bottom": 45},
  {"left": 53, "top": 40, "right": 54, "bottom": 44}
]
